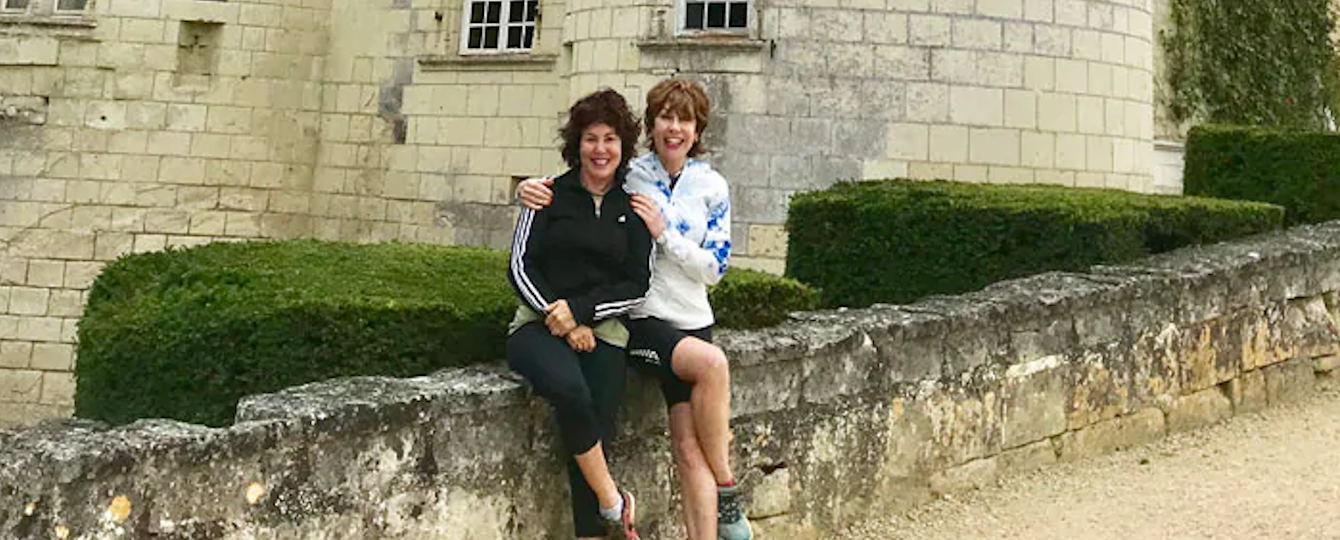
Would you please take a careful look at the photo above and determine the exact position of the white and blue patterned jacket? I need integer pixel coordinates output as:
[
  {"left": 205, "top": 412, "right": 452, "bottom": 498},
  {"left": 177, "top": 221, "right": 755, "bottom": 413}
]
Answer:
[{"left": 625, "top": 153, "right": 732, "bottom": 329}]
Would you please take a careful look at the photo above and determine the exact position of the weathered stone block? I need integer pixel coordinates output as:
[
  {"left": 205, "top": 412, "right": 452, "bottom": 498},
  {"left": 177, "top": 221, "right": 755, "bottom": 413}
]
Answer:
[
  {"left": 1226, "top": 369, "right": 1268, "bottom": 414},
  {"left": 1180, "top": 318, "right": 1239, "bottom": 392},
  {"left": 1264, "top": 358, "right": 1317, "bottom": 405},
  {"left": 1165, "top": 387, "right": 1232, "bottom": 433},
  {"left": 0, "top": 368, "right": 41, "bottom": 401},
  {"left": 0, "top": 341, "right": 31, "bottom": 369},
  {"left": 915, "top": 386, "right": 1001, "bottom": 466},
  {"left": 929, "top": 456, "right": 997, "bottom": 496},
  {"left": 750, "top": 467, "right": 791, "bottom": 519},
  {"left": 1057, "top": 407, "right": 1165, "bottom": 462},
  {"left": 1001, "top": 356, "right": 1069, "bottom": 448},
  {"left": 1067, "top": 350, "right": 1134, "bottom": 429},
  {"left": 803, "top": 331, "right": 879, "bottom": 404},
  {"left": 732, "top": 359, "right": 805, "bottom": 417},
  {"left": 998, "top": 439, "right": 1057, "bottom": 474},
  {"left": 0, "top": 37, "right": 58, "bottom": 66}
]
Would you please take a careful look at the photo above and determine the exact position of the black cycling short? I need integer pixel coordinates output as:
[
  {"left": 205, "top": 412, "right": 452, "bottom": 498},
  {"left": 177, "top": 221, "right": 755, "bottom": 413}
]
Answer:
[{"left": 626, "top": 317, "right": 711, "bottom": 406}]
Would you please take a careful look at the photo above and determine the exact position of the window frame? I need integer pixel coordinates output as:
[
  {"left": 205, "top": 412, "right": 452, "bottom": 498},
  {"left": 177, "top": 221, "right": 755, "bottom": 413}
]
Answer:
[
  {"left": 457, "top": 0, "right": 540, "bottom": 56},
  {"left": 52, "top": 0, "right": 89, "bottom": 15},
  {"left": 0, "top": 0, "right": 91, "bottom": 20},
  {"left": 676, "top": 0, "right": 752, "bottom": 36}
]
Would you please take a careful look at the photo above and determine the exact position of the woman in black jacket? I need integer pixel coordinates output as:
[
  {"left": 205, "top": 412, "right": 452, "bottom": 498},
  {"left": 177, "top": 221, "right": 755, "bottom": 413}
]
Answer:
[{"left": 506, "top": 89, "right": 653, "bottom": 540}]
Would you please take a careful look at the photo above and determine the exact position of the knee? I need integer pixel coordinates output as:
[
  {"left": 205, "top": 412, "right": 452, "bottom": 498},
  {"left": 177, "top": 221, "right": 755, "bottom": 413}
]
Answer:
[
  {"left": 700, "top": 347, "right": 730, "bottom": 383},
  {"left": 543, "top": 378, "right": 592, "bottom": 411}
]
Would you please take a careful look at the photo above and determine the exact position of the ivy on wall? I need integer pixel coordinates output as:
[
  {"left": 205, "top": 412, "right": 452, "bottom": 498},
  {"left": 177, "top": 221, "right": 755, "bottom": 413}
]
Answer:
[{"left": 1162, "top": 0, "right": 1339, "bottom": 130}]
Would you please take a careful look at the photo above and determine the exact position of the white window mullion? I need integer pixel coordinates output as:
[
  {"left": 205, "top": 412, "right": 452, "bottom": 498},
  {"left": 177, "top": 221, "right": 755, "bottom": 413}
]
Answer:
[
  {"left": 678, "top": 0, "right": 751, "bottom": 33},
  {"left": 460, "top": 0, "right": 538, "bottom": 54}
]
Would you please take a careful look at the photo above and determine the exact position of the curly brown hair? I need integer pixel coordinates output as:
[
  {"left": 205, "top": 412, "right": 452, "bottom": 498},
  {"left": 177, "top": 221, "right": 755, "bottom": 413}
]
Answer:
[
  {"left": 559, "top": 88, "right": 642, "bottom": 170},
  {"left": 644, "top": 78, "right": 712, "bottom": 157}
]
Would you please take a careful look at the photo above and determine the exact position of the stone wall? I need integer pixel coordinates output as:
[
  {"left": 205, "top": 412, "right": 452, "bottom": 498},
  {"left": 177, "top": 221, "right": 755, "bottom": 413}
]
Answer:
[
  {"left": 0, "top": 0, "right": 334, "bottom": 426},
  {"left": 3, "top": 220, "right": 1338, "bottom": 540}
]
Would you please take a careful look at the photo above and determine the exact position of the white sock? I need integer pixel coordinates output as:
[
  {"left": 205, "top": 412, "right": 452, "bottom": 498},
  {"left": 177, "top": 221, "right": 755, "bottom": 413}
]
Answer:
[{"left": 599, "top": 496, "right": 624, "bottom": 521}]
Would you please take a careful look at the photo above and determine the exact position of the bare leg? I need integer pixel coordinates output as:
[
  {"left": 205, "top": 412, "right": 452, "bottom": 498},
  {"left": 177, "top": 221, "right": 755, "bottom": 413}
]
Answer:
[
  {"left": 670, "top": 337, "right": 735, "bottom": 484},
  {"left": 670, "top": 402, "right": 718, "bottom": 539},
  {"left": 573, "top": 441, "right": 620, "bottom": 510}
]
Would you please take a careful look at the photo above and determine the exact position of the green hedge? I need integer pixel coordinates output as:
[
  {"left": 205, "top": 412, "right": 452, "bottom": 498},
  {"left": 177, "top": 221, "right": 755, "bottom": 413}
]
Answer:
[
  {"left": 709, "top": 267, "right": 819, "bottom": 329},
  {"left": 77, "top": 240, "right": 517, "bottom": 427},
  {"left": 77, "top": 240, "right": 808, "bottom": 426},
  {"left": 786, "top": 180, "right": 1284, "bottom": 308},
  {"left": 1184, "top": 124, "right": 1340, "bottom": 226}
]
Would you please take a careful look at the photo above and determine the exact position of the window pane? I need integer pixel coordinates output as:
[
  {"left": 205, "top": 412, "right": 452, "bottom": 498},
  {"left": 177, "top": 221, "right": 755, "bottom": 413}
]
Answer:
[
  {"left": 728, "top": 2, "right": 747, "bottom": 28},
  {"left": 470, "top": 1, "right": 485, "bottom": 24},
  {"left": 484, "top": 26, "right": 499, "bottom": 48},
  {"left": 685, "top": 2, "right": 704, "bottom": 29},
  {"left": 706, "top": 2, "right": 726, "bottom": 28},
  {"left": 485, "top": 1, "right": 501, "bottom": 24},
  {"left": 2, "top": 0, "right": 30, "bottom": 10},
  {"left": 468, "top": 27, "right": 484, "bottom": 49},
  {"left": 507, "top": 26, "right": 522, "bottom": 48},
  {"left": 524, "top": 26, "right": 535, "bottom": 48},
  {"left": 526, "top": 0, "right": 537, "bottom": 21},
  {"left": 508, "top": 0, "right": 524, "bottom": 23},
  {"left": 56, "top": 0, "right": 88, "bottom": 10}
]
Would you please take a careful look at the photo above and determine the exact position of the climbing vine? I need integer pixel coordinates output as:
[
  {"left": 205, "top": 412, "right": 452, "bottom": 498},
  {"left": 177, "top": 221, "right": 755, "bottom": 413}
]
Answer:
[{"left": 1162, "top": 0, "right": 1339, "bottom": 130}]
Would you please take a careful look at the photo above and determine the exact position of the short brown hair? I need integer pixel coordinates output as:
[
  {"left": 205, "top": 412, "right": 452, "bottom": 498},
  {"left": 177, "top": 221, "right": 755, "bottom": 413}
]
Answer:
[
  {"left": 559, "top": 88, "right": 641, "bottom": 170},
  {"left": 644, "top": 78, "right": 712, "bottom": 157}
]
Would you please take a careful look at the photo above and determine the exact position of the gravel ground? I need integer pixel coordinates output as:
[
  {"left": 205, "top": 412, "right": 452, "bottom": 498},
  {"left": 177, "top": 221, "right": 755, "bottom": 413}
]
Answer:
[{"left": 836, "top": 380, "right": 1340, "bottom": 540}]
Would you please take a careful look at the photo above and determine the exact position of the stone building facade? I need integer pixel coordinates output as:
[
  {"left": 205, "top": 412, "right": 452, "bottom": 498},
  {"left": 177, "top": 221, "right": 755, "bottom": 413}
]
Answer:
[{"left": 0, "top": 0, "right": 1166, "bottom": 425}]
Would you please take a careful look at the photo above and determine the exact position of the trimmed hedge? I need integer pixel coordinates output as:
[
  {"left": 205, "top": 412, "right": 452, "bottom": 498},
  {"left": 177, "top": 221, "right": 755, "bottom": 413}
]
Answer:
[
  {"left": 709, "top": 268, "right": 819, "bottom": 329},
  {"left": 77, "top": 240, "right": 809, "bottom": 426},
  {"left": 786, "top": 180, "right": 1284, "bottom": 308},
  {"left": 1184, "top": 124, "right": 1340, "bottom": 226},
  {"left": 77, "top": 240, "right": 517, "bottom": 427}
]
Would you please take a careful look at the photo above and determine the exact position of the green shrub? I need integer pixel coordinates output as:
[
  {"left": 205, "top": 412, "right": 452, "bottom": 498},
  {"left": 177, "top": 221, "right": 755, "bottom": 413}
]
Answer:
[
  {"left": 76, "top": 240, "right": 516, "bottom": 427},
  {"left": 1184, "top": 124, "right": 1340, "bottom": 226},
  {"left": 76, "top": 241, "right": 810, "bottom": 426},
  {"left": 709, "top": 268, "right": 819, "bottom": 329},
  {"left": 786, "top": 180, "right": 1284, "bottom": 308}
]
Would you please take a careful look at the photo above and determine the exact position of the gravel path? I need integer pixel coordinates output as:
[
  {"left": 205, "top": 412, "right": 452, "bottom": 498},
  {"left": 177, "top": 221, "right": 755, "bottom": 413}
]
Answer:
[{"left": 836, "top": 380, "right": 1340, "bottom": 540}]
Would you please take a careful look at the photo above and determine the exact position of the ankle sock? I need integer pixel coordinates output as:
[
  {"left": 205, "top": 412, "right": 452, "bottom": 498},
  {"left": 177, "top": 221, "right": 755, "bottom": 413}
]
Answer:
[{"left": 599, "top": 496, "right": 624, "bottom": 521}]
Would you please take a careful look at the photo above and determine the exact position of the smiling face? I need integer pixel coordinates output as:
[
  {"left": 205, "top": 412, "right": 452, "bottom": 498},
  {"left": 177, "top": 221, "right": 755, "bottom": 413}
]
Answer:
[
  {"left": 652, "top": 109, "right": 698, "bottom": 172},
  {"left": 580, "top": 122, "right": 622, "bottom": 183}
]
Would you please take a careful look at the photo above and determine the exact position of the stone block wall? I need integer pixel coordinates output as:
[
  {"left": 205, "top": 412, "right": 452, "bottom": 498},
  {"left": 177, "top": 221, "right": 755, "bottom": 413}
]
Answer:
[
  {"left": 3, "top": 220, "right": 1338, "bottom": 539},
  {"left": 709, "top": 0, "right": 1158, "bottom": 272},
  {"left": 0, "top": 0, "right": 333, "bottom": 426}
]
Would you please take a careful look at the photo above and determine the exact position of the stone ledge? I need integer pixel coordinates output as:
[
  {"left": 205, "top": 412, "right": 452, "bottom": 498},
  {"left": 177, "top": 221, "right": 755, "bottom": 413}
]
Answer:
[
  {"left": 417, "top": 53, "right": 558, "bottom": 72},
  {"left": 3, "top": 219, "right": 1340, "bottom": 539}
]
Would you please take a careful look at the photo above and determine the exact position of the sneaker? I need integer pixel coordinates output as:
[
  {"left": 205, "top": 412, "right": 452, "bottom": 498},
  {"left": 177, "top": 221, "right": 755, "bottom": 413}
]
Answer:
[
  {"left": 605, "top": 489, "right": 640, "bottom": 540},
  {"left": 717, "top": 483, "right": 753, "bottom": 540}
]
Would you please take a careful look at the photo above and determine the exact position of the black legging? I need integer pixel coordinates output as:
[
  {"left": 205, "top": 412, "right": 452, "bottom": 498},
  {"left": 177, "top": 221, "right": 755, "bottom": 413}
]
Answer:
[{"left": 507, "top": 321, "right": 626, "bottom": 537}]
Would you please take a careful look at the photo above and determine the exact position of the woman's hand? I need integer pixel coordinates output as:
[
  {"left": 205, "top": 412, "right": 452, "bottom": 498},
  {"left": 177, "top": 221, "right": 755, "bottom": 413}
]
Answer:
[
  {"left": 630, "top": 193, "right": 666, "bottom": 239},
  {"left": 565, "top": 325, "right": 596, "bottom": 352},
  {"left": 517, "top": 177, "right": 555, "bottom": 210},
  {"left": 545, "top": 299, "right": 578, "bottom": 337}
]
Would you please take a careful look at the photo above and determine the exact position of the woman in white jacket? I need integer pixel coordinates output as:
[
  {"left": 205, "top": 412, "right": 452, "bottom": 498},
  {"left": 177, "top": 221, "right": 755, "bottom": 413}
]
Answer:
[{"left": 518, "top": 79, "right": 751, "bottom": 540}]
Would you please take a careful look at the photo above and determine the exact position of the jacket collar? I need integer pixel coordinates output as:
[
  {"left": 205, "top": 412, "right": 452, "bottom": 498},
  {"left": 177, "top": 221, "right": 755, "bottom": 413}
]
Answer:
[{"left": 555, "top": 166, "right": 629, "bottom": 195}]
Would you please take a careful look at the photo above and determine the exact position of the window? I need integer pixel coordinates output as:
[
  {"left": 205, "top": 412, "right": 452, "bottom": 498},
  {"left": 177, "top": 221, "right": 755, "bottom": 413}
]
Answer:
[
  {"left": 681, "top": 0, "right": 749, "bottom": 32},
  {"left": 1, "top": 0, "right": 88, "bottom": 16},
  {"left": 54, "top": 0, "right": 87, "bottom": 11},
  {"left": 460, "top": 0, "right": 539, "bottom": 54}
]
